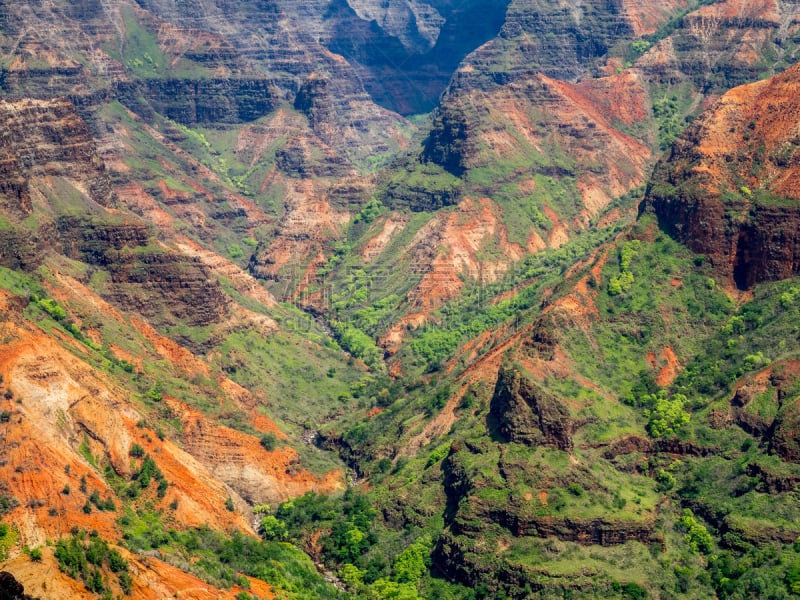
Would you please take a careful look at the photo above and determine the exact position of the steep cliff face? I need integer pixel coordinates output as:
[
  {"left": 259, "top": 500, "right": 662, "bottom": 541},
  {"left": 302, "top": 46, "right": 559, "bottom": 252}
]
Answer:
[
  {"left": 105, "top": 247, "right": 231, "bottom": 327},
  {"left": 5, "top": 0, "right": 800, "bottom": 597},
  {"left": 344, "top": 0, "right": 445, "bottom": 54},
  {"left": 55, "top": 216, "right": 151, "bottom": 267},
  {"left": 636, "top": 0, "right": 800, "bottom": 92},
  {"left": 727, "top": 361, "right": 800, "bottom": 462},
  {"left": 0, "top": 98, "right": 230, "bottom": 328},
  {"left": 117, "top": 78, "right": 282, "bottom": 126},
  {"left": 289, "top": 0, "right": 513, "bottom": 113},
  {"left": 0, "top": 0, "right": 410, "bottom": 167},
  {"left": 456, "top": 0, "right": 633, "bottom": 88},
  {"left": 645, "top": 61, "right": 800, "bottom": 289},
  {"left": 0, "top": 97, "right": 114, "bottom": 270},
  {"left": 407, "top": 1, "right": 666, "bottom": 246},
  {"left": 0, "top": 98, "right": 113, "bottom": 218}
]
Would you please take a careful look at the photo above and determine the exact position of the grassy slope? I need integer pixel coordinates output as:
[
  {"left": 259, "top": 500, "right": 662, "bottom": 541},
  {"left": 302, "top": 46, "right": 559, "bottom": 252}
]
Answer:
[{"left": 305, "top": 213, "right": 800, "bottom": 598}]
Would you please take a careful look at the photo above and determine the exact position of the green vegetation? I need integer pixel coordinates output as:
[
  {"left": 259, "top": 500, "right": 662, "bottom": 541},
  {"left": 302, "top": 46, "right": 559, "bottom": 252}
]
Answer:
[
  {"left": 2, "top": 5, "right": 800, "bottom": 596},
  {"left": 645, "top": 78, "right": 698, "bottom": 151},
  {"left": 0, "top": 522, "right": 17, "bottom": 560},
  {"left": 118, "top": 508, "right": 342, "bottom": 597},
  {"left": 128, "top": 443, "right": 145, "bottom": 458},
  {"left": 677, "top": 275, "right": 800, "bottom": 395},
  {"left": 271, "top": 490, "right": 377, "bottom": 567},
  {"left": 425, "top": 442, "right": 450, "bottom": 468},
  {"left": 104, "top": 450, "right": 169, "bottom": 502},
  {"left": 258, "top": 489, "right": 470, "bottom": 598},
  {"left": 116, "top": 7, "right": 167, "bottom": 77},
  {"left": 309, "top": 199, "right": 800, "bottom": 598},
  {"left": 89, "top": 489, "right": 117, "bottom": 512},
  {"left": 652, "top": 95, "right": 682, "bottom": 150},
  {"left": 353, "top": 197, "right": 384, "bottom": 226},
  {"left": 0, "top": 494, "right": 18, "bottom": 519},
  {"left": 331, "top": 321, "right": 385, "bottom": 371},
  {"left": 134, "top": 454, "right": 165, "bottom": 491},
  {"left": 643, "top": 391, "right": 691, "bottom": 438},
  {"left": 27, "top": 546, "right": 42, "bottom": 562},
  {"left": 564, "top": 219, "right": 734, "bottom": 404},
  {"left": 34, "top": 297, "right": 67, "bottom": 321},
  {"left": 402, "top": 222, "right": 623, "bottom": 373},
  {"left": 216, "top": 327, "right": 361, "bottom": 442},
  {"left": 55, "top": 530, "right": 132, "bottom": 596},
  {"left": 608, "top": 240, "right": 640, "bottom": 295},
  {"left": 677, "top": 510, "right": 713, "bottom": 554},
  {"left": 78, "top": 434, "right": 98, "bottom": 468},
  {"left": 630, "top": 40, "right": 652, "bottom": 57},
  {"left": 259, "top": 433, "right": 278, "bottom": 451}
]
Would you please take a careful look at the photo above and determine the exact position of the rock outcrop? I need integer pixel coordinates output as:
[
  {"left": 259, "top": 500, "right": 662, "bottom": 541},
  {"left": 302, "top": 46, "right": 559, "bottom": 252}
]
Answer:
[
  {"left": 645, "top": 61, "right": 800, "bottom": 289},
  {"left": 117, "top": 78, "right": 281, "bottom": 126},
  {"left": 490, "top": 366, "right": 574, "bottom": 451},
  {"left": 635, "top": 0, "right": 800, "bottom": 92},
  {"left": 0, "top": 98, "right": 114, "bottom": 217},
  {"left": 0, "top": 229, "right": 41, "bottom": 271},
  {"left": 56, "top": 215, "right": 152, "bottom": 266},
  {"left": 0, "top": 572, "right": 38, "bottom": 600},
  {"left": 413, "top": 0, "right": 800, "bottom": 261},
  {"left": 770, "top": 396, "right": 800, "bottom": 462},
  {"left": 715, "top": 361, "right": 800, "bottom": 463},
  {"left": 451, "top": 494, "right": 658, "bottom": 545},
  {"left": 447, "top": 0, "right": 642, "bottom": 94},
  {"left": 433, "top": 438, "right": 662, "bottom": 597},
  {"left": 105, "top": 247, "right": 230, "bottom": 328},
  {"left": 602, "top": 435, "right": 717, "bottom": 459}
]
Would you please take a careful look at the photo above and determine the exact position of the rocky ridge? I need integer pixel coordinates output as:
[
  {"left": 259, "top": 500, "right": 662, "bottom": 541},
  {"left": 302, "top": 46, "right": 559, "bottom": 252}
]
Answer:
[
  {"left": 645, "top": 60, "right": 800, "bottom": 289},
  {"left": 416, "top": 0, "right": 800, "bottom": 248}
]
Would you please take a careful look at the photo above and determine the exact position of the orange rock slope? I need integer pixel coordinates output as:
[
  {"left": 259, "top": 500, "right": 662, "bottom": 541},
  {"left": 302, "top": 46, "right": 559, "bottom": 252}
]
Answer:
[
  {"left": 646, "top": 61, "right": 800, "bottom": 288},
  {"left": 0, "top": 281, "right": 341, "bottom": 595}
]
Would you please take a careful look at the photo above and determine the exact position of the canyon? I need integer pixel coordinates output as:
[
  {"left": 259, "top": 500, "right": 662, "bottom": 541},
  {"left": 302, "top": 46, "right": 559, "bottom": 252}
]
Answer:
[{"left": 0, "top": 0, "right": 800, "bottom": 598}]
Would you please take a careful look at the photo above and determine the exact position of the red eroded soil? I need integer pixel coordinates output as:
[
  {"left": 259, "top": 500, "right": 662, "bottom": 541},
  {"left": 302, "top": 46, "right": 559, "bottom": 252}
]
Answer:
[
  {"left": 574, "top": 70, "right": 650, "bottom": 127},
  {"left": 673, "top": 60, "right": 800, "bottom": 199},
  {"left": 115, "top": 182, "right": 178, "bottom": 230},
  {"left": 384, "top": 198, "right": 525, "bottom": 351},
  {"left": 0, "top": 287, "right": 333, "bottom": 595},
  {"left": 252, "top": 173, "right": 350, "bottom": 280},
  {"left": 360, "top": 214, "right": 409, "bottom": 263},
  {"left": 172, "top": 398, "right": 344, "bottom": 506},
  {"left": 621, "top": 0, "right": 693, "bottom": 36},
  {"left": 655, "top": 346, "right": 681, "bottom": 387},
  {"left": 693, "top": 0, "right": 779, "bottom": 22},
  {"left": 380, "top": 312, "right": 427, "bottom": 356},
  {"left": 535, "top": 75, "right": 651, "bottom": 216}
]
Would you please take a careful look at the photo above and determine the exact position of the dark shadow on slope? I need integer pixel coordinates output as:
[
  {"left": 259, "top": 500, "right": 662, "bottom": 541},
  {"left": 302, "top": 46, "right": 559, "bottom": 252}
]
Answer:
[{"left": 324, "top": 0, "right": 512, "bottom": 114}]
